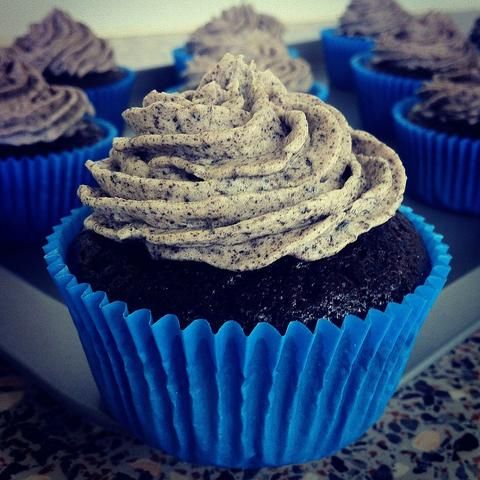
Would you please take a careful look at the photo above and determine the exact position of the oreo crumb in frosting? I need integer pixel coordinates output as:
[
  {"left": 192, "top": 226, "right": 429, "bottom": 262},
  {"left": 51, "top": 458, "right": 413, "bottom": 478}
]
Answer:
[{"left": 78, "top": 54, "right": 406, "bottom": 271}]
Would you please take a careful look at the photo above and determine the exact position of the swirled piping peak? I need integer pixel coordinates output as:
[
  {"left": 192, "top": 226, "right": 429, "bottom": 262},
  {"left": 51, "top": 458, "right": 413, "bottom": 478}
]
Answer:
[{"left": 79, "top": 54, "right": 406, "bottom": 271}]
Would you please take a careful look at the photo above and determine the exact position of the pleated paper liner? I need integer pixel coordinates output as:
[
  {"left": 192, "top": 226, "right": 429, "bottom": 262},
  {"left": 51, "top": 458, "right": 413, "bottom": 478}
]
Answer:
[
  {"left": 351, "top": 53, "right": 423, "bottom": 142},
  {"left": 320, "top": 28, "right": 373, "bottom": 91},
  {"left": 165, "top": 80, "right": 329, "bottom": 102},
  {"left": 0, "top": 119, "right": 117, "bottom": 246},
  {"left": 85, "top": 67, "right": 136, "bottom": 133},
  {"left": 393, "top": 97, "right": 480, "bottom": 214},
  {"left": 172, "top": 46, "right": 301, "bottom": 75},
  {"left": 44, "top": 206, "right": 450, "bottom": 468}
]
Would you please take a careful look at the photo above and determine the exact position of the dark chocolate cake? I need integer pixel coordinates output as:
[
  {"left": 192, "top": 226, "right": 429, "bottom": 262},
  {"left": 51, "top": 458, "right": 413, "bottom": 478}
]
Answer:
[
  {"left": 68, "top": 212, "right": 430, "bottom": 333},
  {"left": 45, "top": 69, "right": 127, "bottom": 89}
]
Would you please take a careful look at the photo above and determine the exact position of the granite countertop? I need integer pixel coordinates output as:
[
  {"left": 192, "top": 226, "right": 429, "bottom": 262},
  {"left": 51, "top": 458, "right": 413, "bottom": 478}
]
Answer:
[{"left": 1, "top": 328, "right": 479, "bottom": 480}]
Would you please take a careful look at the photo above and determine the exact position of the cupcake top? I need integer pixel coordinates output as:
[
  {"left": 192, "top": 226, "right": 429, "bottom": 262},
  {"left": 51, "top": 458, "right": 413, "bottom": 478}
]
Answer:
[
  {"left": 187, "top": 4, "right": 285, "bottom": 56},
  {"left": 185, "top": 30, "right": 313, "bottom": 93},
  {"left": 0, "top": 49, "right": 94, "bottom": 146},
  {"left": 373, "top": 12, "right": 479, "bottom": 78},
  {"left": 470, "top": 17, "right": 480, "bottom": 51},
  {"left": 79, "top": 54, "right": 405, "bottom": 271},
  {"left": 409, "top": 70, "right": 480, "bottom": 138},
  {"left": 13, "top": 8, "right": 116, "bottom": 78},
  {"left": 338, "top": 0, "right": 413, "bottom": 38}
]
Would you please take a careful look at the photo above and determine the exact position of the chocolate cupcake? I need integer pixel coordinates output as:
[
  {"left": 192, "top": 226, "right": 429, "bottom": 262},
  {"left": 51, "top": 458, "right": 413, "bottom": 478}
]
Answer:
[
  {"left": 321, "top": 0, "right": 411, "bottom": 90},
  {"left": 351, "top": 11, "right": 479, "bottom": 140},
  {"left": 12, "top": 8, "right": 135, "bottom": 130},
  {"left": 0, "top": 49, "right": 116, "bottom": 244},
  {"left": 45, "top": 54, "right": 450, "bottom": 468},
  {"left": 172, "top": 4, "right": 324, "bottom": 97},
  {"left": 393, "top": 70, "right": 480, "bottom": 213}
]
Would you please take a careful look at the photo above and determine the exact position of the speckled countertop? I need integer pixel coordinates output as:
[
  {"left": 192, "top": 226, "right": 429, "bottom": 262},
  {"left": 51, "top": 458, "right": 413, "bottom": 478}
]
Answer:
[{"left": 1, "top": 328, "right": 479, "bottom": 480}]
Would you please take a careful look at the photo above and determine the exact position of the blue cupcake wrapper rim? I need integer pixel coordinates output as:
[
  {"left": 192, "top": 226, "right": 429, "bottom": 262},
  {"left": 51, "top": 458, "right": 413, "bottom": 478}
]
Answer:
[
  {"left": 44, "top": 205, "right": 450, "bottom": 468},
  {"left": 172, "top": 45, "right": 300, "bottom": 75},
  {"left": 165, "top": 80, "right": 329, "bottom": 101},
  {"left": 85, "top": 67, "right": 136, "bottom": 133},
  {"left": 0, "top": 118, "right": 117, "bottom": 245},
  {"left": 320, "top": 27, "right": 373, "bottom": 91},
  {"left": 351, "top": 52, "right": 423, "bottom": 141},
  {"left": 393, "top": 97, "right": 480, "bottom": 214}
]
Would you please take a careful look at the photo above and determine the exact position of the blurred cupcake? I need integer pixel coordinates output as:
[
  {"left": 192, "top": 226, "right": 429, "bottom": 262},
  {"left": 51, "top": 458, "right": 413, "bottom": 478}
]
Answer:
[
  {"left": 12, "top": 8, "right": 135, "bottom": 131},
  {"left": 172, "top": 4, "right": 326, "bottom": 98},
  {"left": 393, "top": 70, "right": 480, "bottom": 214},
  {"left": 470, "top": 16, "right": 480, "bottom": 51},
  {"left": 45, "top": 54, "right": 450, "bottom": 468},
  {"left": 352, "top": 12, "right": 479, "bottom": 140},
  {"left": 0, "top": 50, "right": 116, "bottom": 244},
  {"left": 321, "top": 0, "right": 412, "bottom": 90}
]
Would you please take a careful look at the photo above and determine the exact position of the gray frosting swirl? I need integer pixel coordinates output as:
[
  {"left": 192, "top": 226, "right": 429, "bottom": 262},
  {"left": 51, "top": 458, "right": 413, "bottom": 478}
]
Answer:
[
  {"left": 79, "top": 54, "right": 405, "bottom": 271},
  {"left": 185, "top": 30, "right": 313, "bottom": 93},
  {"left": 0, "top": 50, "right": 94, "bottom": 146},
  {"left": 13, "top": 8, "right": 115, "bottom": 78},
  {"left": 373, "top": 12, "right": 480, "bottom": 77},
  {"left": 410, "top": 70, "right": 480, "bottom": 130},
  {"left": 338, "top": 0, "right": 413, "bottom": 38},
  {"left": 187, "top": 4, "right": 285, "bottom": 56}
]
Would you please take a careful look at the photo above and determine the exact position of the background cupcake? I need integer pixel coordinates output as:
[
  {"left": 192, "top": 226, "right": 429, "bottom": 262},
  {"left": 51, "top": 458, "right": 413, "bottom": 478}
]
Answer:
[
  {"left": 352, "top": 11, "right": 479, "bottom": 141},
  {"left": 0, "top": 49, "right": 116, "bottom": 244},
  {"left": 321, "top": 0, "right": 412, "bottom": 90},
  {"left": 45, "top": 54, "right": 450, "bottom": 468},
  {"left": 171, "top": 4, "right": 327, "bottom": 99},
  {"left": 470, "top": 16, "right": 480, "bottom": 51},
  {"left": 12, "top": 8, "right": 136, "bottom": 131},
  {"left": 393, "top": 70, "right": 480, "bottom": 214}
]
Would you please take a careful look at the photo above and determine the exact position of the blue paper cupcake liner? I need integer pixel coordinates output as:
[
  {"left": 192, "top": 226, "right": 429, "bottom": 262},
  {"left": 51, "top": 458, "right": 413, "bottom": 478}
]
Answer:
[
  {"left": 44, "top": 205, "right": 450, "bottom": 468},
  {"left": 172, "top": 46, "right": 300, "bottom": 75},
  {"left": 166, "top": 80, "right": 329, "bottom": 101},
  {"left": 85, "top": 67, "right": 136, "bottom": 133},
  {"left": 0, "top": 119, "right": 116, "bottom": 245},
  {"left": 393, "top": 97, "right": 480, "bottom": 214},
  {"left": 321, "top": 28, "right": 373, "bottom": 91},
  {"left": 351, "top": 53, "right": 423, "bottom": 141}
]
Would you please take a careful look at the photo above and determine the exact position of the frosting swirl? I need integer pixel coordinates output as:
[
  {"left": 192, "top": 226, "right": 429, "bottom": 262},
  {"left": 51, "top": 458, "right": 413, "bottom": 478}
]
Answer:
[
  {"left": 79, "top": 54, "right": 405, "bottom": 271},
  {"left": 187, "top": 4, "right": 284, "bottom": 56},
  {"left": 338, "top": 0, "right": 413, "bottom": 38},
  {"left": 13, "top": 8, "right": 115, "bottom": 78},
  {"left": 185, "top": 30, "right": 313, "bottom": 93},
  {"left": 373, "top": 12, "right": 479, "bottom": 77},
  {"left": 0, "top": 50, "right": 94, "bottom": 146},
  {"left": 410, "top": 70, "right": 480, "bottom": 137}
]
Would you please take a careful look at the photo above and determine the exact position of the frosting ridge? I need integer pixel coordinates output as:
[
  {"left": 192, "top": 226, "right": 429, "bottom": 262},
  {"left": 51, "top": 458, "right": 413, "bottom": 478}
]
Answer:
[
  {"left": 13, "top": 8, "right": 115, "bottom": 78},
  {"left": 0, "top": 50, "right": 94, "bottom": 146},
  {"left": 79, "top": 54, "right": 405, "bottom": 271}
]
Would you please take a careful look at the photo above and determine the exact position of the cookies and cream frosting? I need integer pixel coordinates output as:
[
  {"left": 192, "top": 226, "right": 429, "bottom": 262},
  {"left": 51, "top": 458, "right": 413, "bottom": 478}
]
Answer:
[
  {"left": 187, "top": 4, "right": 284, "bottom": 56},
  {"left": 338, "top": 0, "right": 413, "bottom": 38},
  {"left": 185, "top": 30, "right": 313, "bottom": 93},
  {"left": 13, "top": 8, "right": 115, "bottom": 78},
  {"left": 79, "top": 54, "right": 406, "bottom": 271},
  {"left": 0, "top": 50, "right": 94, "bottom": 146},
  {"left": 411, "top": 70, "right": 480, "bottom": 130},
  {"left": 373, "top": 12, "right": 479, "bottom": 77}
]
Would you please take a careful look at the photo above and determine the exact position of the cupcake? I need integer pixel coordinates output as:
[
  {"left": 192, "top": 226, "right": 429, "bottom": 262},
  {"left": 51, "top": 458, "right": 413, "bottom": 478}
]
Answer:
[
  {"left": 12, "top": 8, "right": 136, "bottom": 131},
  {"left": 45, "top": 54, "right": 450, "bottom": 468},
  {"left": 393, "top": 70, "right": 480, "bottom": 214},
  {"left": 171, "top": 4, "right": 327, "bottom": 99},
  {"left": 351, "top": 12, "right": 479, "bottom": 140},
  {"left": 321, "top": 0, "right": 412, "bottom": 90},
  {"left": 0, "top": 50, "right": 116, "bottom": 244}
]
